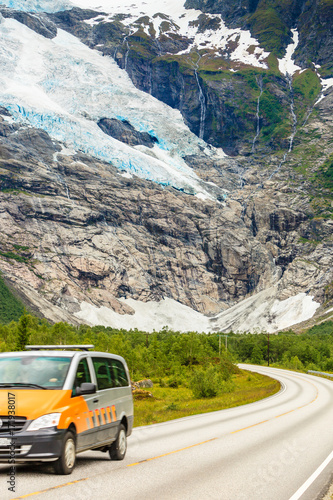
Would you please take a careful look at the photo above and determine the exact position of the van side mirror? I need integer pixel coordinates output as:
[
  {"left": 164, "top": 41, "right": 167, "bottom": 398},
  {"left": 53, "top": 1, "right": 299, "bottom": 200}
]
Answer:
[{"left": 76, "top": 382, "right": 96, "bottom": 396}]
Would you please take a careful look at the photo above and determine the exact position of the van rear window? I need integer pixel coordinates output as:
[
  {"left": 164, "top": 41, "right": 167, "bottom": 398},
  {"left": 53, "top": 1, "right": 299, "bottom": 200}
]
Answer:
[{"left": 0, "top": 356, "right": 71, "bottom": 389}]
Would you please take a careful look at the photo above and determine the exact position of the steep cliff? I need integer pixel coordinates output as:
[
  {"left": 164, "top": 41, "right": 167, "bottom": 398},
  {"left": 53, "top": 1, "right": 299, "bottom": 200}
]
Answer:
[
  {"left": 0, "top": 105, "right": 332, "bottom": 329},
  {"left": 48, "top": 1, "right": 330, "bottom": 156},
  {"left": 0, "top": 0, "right": 332, "bottom": 332},
  {"left": 185, "top": 0, "right": 333, "bottom": 68}
]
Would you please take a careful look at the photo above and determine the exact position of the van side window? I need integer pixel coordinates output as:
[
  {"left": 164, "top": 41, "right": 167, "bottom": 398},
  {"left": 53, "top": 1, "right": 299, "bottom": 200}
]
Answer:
[
  {"left": 110, "top": 359, "right": 129, "bottom": 387},
  {"left": 92, "top": 357, "right": 129, "bottom": 389},
  {"left": 92, "top": 358, "right": 114, "bottom": 390},
  {"left": 73, "top": 358, "right": 91, "bottom": 396}
]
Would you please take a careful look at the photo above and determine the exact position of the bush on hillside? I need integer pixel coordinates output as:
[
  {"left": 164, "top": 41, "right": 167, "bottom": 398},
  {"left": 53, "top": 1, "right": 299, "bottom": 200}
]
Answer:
[{"left": 190, "top": 365, "right": 235, "bottom": 398}]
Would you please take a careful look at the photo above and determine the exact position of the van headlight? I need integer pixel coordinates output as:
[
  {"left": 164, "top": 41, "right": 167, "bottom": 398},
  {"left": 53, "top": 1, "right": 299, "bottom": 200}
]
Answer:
[{"left": 27, "top": 413, "right": 61, "bottom": 431}]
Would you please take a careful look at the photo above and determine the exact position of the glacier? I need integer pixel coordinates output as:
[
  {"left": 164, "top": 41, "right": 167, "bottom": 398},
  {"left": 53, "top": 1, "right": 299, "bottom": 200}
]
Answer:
[
  {"left": 1, "top": 0, "right": 72, "bottom": 13},
  {"left": 0, "top": 15, "right": 224, "bottom": 198},
  {"left": 0, "top": 0, "right": 301, "bottom": 197}
]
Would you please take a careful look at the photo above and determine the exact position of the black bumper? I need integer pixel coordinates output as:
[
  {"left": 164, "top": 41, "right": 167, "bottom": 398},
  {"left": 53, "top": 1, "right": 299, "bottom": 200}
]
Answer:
[{"left": 0, "top": 427, "right": 67, "bottom": 463}]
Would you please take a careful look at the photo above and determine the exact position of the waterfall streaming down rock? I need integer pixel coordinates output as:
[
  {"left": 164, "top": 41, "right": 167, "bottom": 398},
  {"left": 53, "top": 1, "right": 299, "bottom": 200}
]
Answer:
[
  {"left": 123, "top": 36, "right": 130, "bottom": 71},
  {"left": 55, "top": 172, "right": 74, "bottom": 206},
  {"left": 192, "top": 52, "right": 206, "bottom": 140},
  {"left": 238, "top": 166, "right": 245, "bottom": 189},
  {"left": 155, "top": 38, "right": 162, "bottom": 56},
  {"left": 267, "top": 151, "right": 288, "bottom": 181},
  {"left": 195, "top": 71, "right": 206, "bottom": 140},
  {"left": 251, "top": 76, "right": 263, "bottom": 153},
  {"left": 286, "top": 73, "right": 297, "bottom": 152},
  {"left": 242, "top": 72, "right": 299, "bottom": 214},
  {"left": 267, "top": 73, "right": 298, "bottom": 180},
  {"left": 148, "top": 65, "right": 152, "bottom": 95}
]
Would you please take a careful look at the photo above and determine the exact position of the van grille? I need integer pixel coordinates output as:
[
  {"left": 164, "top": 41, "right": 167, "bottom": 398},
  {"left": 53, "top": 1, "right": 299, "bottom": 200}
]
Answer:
[
  {"left": 0, "top": 416, "right": 27, "bottom": 433},
  {"left": 0, "top": 444, "right": 31, "bottom": 457}
]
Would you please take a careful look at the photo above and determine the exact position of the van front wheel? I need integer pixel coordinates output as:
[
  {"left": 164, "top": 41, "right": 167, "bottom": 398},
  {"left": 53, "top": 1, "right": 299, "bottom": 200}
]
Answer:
[
  {"left": 54, "top": 431, "right": 76, "bottom": 475},
  {"left": 109, "top": 424, "right": 127, "bottom": 460}
]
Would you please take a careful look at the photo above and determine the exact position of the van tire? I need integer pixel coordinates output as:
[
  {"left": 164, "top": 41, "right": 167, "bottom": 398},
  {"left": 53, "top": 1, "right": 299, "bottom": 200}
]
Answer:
[
  {"left": 109, "top": 424, "right": 127, "bottom": 460},
  {"left": 53, "top": 431, "right": 76, "bottom": 475}
]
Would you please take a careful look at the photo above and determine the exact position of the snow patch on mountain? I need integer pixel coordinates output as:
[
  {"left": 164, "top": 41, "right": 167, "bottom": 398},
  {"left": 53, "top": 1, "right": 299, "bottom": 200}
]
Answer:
[
  {"left": 278, "top": 29, "right": 301, "bottom": 76},
  {"left": 75, "top": 288, "right": 321, "bottom": 333},
  {"left": 210, "top": 287, "right": 320, "bottom": 333},
  {"left": 0, "top": 16, "right": 223, "bottom": 198},
  {"left": 82, "top": 0, "right": 270, "bottom": 68},
  {"left": 75, "top": 297, "right": 210, "bottom": 333},
  {"left": 315, "top": 76, "right": 333, "bottom": 105},
  {"left": 3, "top": 0, "right": 270, "bottom": 69}
]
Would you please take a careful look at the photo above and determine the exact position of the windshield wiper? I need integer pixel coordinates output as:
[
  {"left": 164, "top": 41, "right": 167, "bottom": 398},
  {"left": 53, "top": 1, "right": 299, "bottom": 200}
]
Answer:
[{"left": 0, "top": 383, "right": 46, "bottom": 390}]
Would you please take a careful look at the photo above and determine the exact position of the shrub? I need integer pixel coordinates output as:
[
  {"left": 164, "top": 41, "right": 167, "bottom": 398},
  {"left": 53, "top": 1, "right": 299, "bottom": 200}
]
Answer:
[
  {"left": 15, "top": 312, "right": 30, "bottom": 351},
  {"left": 165, "top": 402, "right": 179, "bottom": 411},
  {"left": 324, "top": 358, "right": 333, "bottom": 372},
  {"left": 159, "top": 378, "right": 167, "bottom": 387},
  {"left": 167, "top": 376, "right": 180, "bottom": 388},
  {"left": 190, "top": 365, "right": 225, "bottom": 398},
  {"left": 288, "top": 355, "right": 304, "bottom": 371}
]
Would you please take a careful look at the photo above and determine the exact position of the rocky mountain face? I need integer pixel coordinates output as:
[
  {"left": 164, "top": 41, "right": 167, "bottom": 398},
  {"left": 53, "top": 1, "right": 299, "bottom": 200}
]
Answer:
[
  {"left": 185, "top": 0, "right": 333, "bottom": 65},
  {"left": 0, "top": 0, "right": 332, "bottom": 331},
  {"left": 48, "top": 1, "right": 332, "bottom": 156}
]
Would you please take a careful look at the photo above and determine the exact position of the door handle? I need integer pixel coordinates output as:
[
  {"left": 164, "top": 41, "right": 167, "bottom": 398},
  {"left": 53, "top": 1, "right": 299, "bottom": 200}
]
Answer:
[{"left": 93, "top": 398, "right": 99, "bottom": 403}]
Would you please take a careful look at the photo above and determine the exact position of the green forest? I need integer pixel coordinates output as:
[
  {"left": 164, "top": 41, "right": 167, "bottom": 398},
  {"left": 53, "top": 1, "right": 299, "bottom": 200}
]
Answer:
[
  {"left": 0, "top": 273, "right": 333, "bottom": 388},
  {"left": 1, "top": 311, "right": 333, "bottom": 380}
]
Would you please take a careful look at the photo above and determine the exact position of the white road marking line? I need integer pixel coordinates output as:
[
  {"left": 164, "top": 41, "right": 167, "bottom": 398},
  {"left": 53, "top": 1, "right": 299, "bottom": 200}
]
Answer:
[{"left": 289, "top": 449, "right": 333, "bottom": 500}]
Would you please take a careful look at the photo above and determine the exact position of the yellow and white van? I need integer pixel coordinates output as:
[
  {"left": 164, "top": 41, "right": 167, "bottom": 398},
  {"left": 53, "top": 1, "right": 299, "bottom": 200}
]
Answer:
[{"left": 0, "top": 345, "right": 134, "bottom": 474}]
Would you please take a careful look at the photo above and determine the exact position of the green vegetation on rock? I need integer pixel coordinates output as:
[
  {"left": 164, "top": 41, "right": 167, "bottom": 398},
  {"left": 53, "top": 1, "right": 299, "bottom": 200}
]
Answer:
[
  {"left": 320, "top": 154, "right": 333, "bottom": 191},
  {"left": 293, "top": 69, "right": 321, "bottom": 121},
  {"left": 319, "top": 63, "right": 333, "bottom": 78},
  {"left": 259, "top": 87, "right": 286, "bottom": 143},
  {"left": 0, "top": 274, "right": 25, "bottom": 324},
  {"left": 0, "top": 251, "right": 29, "bottom": 263},
  {"left": 247, "top": 5, "right": 290, "bottom": 58},
  {"left": 128, "top": 31, "right": 157, "bottom": 61}
]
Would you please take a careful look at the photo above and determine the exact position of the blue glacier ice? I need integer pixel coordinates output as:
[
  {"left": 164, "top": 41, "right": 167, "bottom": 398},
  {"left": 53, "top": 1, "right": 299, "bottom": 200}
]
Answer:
[
  {"left": 1, "top": 0, "right": 72, "bottom": 13},
  {"left": 0, "top": 16, "right": 222, "bottom": 199}
]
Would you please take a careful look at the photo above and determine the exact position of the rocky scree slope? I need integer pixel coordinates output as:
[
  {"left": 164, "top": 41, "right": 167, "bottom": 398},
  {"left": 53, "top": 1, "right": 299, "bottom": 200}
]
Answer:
[{"left": 0, "top": 0, "right": 332, "bottom": 331}]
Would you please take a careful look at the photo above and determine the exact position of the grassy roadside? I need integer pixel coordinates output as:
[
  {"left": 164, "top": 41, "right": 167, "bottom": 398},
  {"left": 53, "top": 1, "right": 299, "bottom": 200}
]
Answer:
[
  {"left": 323, "top": 482, "right": 333, "bottom": 500},
  {"left": 133, "top": 370, "right": 280, "bottom": 427}
]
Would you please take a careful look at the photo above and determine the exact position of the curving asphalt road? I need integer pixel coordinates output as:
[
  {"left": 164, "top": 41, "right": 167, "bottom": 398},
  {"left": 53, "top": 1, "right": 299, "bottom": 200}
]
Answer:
[{"left": 2, "top": 365, "right": 333, "bottom": 500}]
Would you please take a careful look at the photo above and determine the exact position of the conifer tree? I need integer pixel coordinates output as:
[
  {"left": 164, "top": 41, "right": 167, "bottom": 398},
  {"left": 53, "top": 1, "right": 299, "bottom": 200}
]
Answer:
[{"left": 15, "top": 311, "right": 30, "bottom": 351}]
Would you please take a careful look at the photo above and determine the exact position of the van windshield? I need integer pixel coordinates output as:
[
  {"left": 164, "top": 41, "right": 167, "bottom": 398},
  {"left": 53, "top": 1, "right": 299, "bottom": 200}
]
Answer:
[{"left": 0, "top": 356, "right": 71, "bottom": 389}]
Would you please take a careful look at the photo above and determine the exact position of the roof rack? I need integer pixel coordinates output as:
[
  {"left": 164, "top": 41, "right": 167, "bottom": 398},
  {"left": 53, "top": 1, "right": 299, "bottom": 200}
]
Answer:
[{"left": 25, "top": 345, "right": 95, "bottom": 351}]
